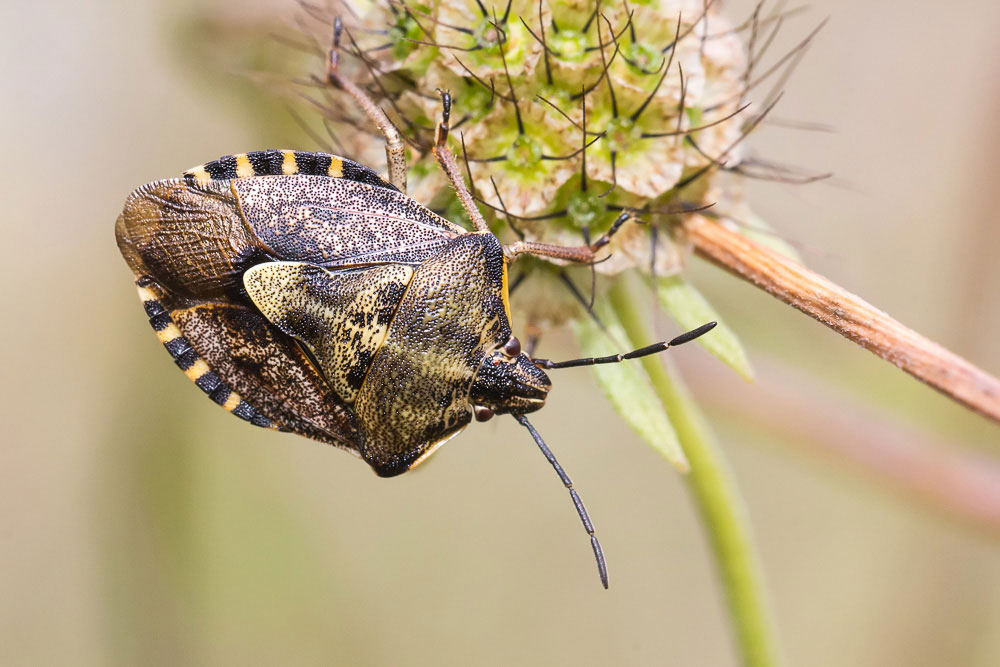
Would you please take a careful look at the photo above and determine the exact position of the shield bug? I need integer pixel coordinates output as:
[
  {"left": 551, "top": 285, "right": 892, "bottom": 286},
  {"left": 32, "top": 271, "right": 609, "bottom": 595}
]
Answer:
[{"left": 115, "top": 20, "right": 716, "bottom": 588}]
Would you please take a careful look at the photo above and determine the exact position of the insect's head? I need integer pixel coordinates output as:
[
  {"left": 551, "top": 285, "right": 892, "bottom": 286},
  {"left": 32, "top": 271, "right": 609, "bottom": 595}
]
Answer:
[{"left": 469, "top": 336, "right": 551, "bottom": 421}]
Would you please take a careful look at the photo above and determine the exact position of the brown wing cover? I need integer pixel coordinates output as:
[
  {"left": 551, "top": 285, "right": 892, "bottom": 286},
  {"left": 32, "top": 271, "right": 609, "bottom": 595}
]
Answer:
[
  {"left": 234, "top": 176, "right": 464, "bottom": 268},
  {"left": 243, "top": 262, "right": 414, "bottom": 403},
  {"left": 116, "top": 179, "right": 256, "bottom": 301},
  {"left": 355, "top": 233, "right": 513, "bottom": 476},
  {"left": 171, "top": 303, "right": 364, "bottom": 452}
]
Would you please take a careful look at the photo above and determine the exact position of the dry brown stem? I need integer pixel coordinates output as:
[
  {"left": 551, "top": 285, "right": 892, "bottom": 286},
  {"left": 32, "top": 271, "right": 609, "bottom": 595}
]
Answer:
[{"left": 683, "top": 216, "right": 1000, "bottom": 425}]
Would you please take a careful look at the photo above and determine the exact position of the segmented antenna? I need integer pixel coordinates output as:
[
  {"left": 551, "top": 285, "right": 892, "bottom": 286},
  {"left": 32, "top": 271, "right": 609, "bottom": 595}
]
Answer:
[
  {"left": 533, "top": 321, "right": 717, "bottom": 370},
  {"left": 513, "top": 414, "right": 609, "bottom": 589}
]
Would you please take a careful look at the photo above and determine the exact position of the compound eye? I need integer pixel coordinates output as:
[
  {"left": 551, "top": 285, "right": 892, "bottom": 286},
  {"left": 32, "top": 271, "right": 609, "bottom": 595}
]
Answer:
[
  {"left": 503, "top": 336, "right": 522, "bottom": 357},
  {"left": 474, "top": 406, "right": 494, "bottom": 422}
]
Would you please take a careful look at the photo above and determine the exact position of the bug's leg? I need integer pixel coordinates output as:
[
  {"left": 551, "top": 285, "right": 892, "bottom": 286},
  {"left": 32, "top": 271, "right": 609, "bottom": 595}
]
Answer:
[
  {"left": 327, "top": 17, "right": 408, "bottom": 192},
  {"left": 502, "top": 211, "right": 636, "bottom": 263},
  {"left": 433, "top": 89, "right": 491, "bottom": 233}
]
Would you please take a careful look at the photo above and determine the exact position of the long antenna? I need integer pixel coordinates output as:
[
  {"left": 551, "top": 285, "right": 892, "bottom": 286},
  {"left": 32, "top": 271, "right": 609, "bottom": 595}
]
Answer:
[
  {"left": 533, "top": 321, "right": 717, "bottom": 370},
  {"left": 513, "top": 414, "right": 609, "bottom": 589}
]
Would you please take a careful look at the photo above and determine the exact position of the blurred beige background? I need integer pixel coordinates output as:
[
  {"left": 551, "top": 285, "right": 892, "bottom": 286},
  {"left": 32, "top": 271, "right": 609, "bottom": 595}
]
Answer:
[{"left": 3, "top": 0, "right": 1000, "bottom": 664}]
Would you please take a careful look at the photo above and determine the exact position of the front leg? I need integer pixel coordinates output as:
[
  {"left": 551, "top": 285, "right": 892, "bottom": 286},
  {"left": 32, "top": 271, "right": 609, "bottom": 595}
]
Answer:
[
  {"left": 432, "top": 89, "right": 491, "bottom": 234},
  {"left": 503, "top": 212, "right": 635, "bottom": 263},
  {"left": 327, "top": 17, "right": 408, "bottom": 193}
]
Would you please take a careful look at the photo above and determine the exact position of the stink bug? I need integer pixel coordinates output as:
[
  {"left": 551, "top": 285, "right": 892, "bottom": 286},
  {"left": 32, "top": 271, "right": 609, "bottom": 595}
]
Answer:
[{"left": 115, "top": 19, "right": 716, "bottom": 588}]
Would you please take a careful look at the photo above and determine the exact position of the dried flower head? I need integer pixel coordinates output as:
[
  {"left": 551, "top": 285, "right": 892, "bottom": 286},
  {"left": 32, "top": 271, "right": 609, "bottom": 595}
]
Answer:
[
  {"left": 245, "top": 0, "right": 837, "bottom": 476},
  {"left": 291, "top": 0, "right": 781, "bottom": 331}
]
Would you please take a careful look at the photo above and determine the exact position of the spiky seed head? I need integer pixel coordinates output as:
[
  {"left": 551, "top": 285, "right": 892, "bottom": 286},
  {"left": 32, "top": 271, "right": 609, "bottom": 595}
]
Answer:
[{"left": 317, "top": 0, "right": 758, "bottom": 327}]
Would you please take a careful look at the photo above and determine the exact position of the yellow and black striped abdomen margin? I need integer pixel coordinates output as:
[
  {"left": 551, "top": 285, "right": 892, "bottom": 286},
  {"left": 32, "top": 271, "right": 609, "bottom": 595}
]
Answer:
[
  {"left": 182, "top": 149, "right": 397, "bottom": 191},
  {"left": 135, "top": 277, "right": 284, "bottom": 432}
]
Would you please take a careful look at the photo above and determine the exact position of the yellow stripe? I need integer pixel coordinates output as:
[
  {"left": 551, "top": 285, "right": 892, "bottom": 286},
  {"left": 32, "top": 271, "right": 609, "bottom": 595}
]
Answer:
[
  {"left": 135, "top": 283, "right": 281, "bottom": 431},
  {"left": 499, "top": 255, "right": 512, "bottom": 323},
  {"left": 185, "top": 165, "right": 210, "bottom": 181},
  {"left": 235, "top": 154, "right": 254, "bottom": 178},
  {"left": 154, "top": 322, "right": 182, "bottom": 344},
  {"left": 182, "top": 358, "right": 212, "bottom": 383},
  {"left": 136, "top": 285, "right": 182, "bottom": 342},
  {"left": 408, "top": 427, "right": 466, "bottom": 471},
  {"left": 136, "top": 285, "right": 158, "bottom": 303},
  {"left": 222, "top": 392, "right": 242, "bottom": 412},
  {"left": 281, "top": 151, "right": 299, "bottom": 175},
  {"left": 135, "top": 284, "right": 282, "bottom": 431},
  {"left": 327, "top": 156, "right": 343, "bottom": 177}
]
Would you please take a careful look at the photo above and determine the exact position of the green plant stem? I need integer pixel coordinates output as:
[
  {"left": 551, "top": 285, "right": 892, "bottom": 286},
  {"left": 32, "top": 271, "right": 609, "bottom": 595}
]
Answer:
[{"left": 610, "top": 278, "right": 782, "bottom": 667}]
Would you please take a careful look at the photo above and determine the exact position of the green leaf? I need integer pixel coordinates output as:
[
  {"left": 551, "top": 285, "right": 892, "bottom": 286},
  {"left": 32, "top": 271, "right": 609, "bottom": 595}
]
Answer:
[
  {"left": 653, "top": 275, "right": 755, "bottom": 382},
  {"left": 573, "top": 301, "right": 689, "bottom": 472}
]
